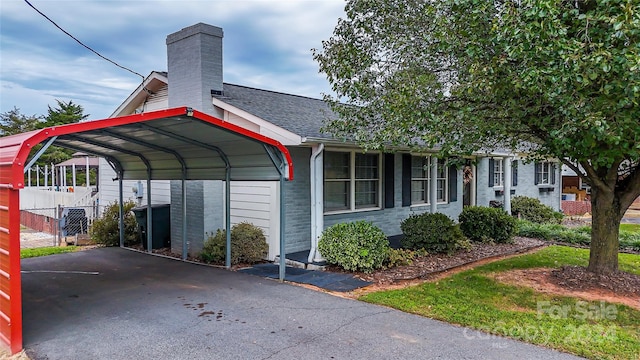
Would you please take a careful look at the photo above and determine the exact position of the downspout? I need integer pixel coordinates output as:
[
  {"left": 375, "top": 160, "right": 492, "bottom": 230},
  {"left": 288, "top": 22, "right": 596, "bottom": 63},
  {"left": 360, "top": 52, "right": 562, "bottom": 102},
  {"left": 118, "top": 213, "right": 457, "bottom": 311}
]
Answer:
[{"left": 308, "top": 143, "right": 324, "bottom": 263}]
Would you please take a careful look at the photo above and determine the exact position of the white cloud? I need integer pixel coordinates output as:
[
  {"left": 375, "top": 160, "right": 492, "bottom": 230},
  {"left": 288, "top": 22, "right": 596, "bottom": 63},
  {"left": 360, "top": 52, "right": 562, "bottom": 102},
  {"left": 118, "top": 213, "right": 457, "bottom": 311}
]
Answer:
[{"left": 0, "top": 0, "right": 344, "bottom": 120}]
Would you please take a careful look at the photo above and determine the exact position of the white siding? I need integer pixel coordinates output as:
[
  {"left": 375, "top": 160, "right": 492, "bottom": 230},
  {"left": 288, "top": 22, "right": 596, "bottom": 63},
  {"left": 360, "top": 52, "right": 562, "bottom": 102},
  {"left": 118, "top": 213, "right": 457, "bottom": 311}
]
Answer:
[
  {"left": 230, "top": 181, "right": 280, "bottom": 260},
  {"left": 136, "top": 85, "right": 169, "bottom": 113},
  {"left": 98, "top": 158, "right": 171, "bottom": 206}
]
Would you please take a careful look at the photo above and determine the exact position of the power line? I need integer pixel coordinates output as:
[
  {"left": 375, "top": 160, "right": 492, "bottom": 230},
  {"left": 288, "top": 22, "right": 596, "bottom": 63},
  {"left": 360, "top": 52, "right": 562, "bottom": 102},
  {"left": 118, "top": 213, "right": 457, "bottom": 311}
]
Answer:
[{"left": 24, "top": 0, "right": 145, "bottom": 81}]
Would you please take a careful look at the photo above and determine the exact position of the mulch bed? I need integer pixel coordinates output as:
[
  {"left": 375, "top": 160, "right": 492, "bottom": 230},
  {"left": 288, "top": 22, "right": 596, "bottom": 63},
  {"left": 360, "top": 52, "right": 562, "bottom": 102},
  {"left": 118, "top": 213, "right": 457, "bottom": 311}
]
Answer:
[
  {"left": 343, "top": 237, "right": 546, "bottom": 284},
  {"left": 550, "top": 265, "right": 640, "bottom": 298}
]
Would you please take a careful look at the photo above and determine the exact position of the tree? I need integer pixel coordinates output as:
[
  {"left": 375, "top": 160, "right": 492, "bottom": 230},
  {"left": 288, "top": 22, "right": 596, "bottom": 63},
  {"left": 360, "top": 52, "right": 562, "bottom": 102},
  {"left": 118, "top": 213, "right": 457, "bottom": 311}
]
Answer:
[
  {"left": 36, "top": 100, "right": 89, "bottom": 167},
  {"left": 1, "top": 101, "right": 90, "bottom": 186},
  {"left": 0, "top": 107, "right": 43, "bottom": 136},
  {"left": 313, "top": 0, "right": 640, "bottom": 274},
  {"left": 43, "top": 100, "right": 89, "bottom": 128}
]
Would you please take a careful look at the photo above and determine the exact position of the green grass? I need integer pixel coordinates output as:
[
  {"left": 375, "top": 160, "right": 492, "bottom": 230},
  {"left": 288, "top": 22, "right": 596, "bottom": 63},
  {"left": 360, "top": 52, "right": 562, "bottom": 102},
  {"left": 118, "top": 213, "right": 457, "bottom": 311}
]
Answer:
[
  {"left": 20, "top": 246, "right": 79, "bottom": 259},
  {"left": 360, "top": 246, "right": 640, "bottom": 360},
  {"left": 516, "top": 220, "right": 640, "bottom": 251},
  {"left": 620, "top": 223, "right": 640, "bottom": 233}
]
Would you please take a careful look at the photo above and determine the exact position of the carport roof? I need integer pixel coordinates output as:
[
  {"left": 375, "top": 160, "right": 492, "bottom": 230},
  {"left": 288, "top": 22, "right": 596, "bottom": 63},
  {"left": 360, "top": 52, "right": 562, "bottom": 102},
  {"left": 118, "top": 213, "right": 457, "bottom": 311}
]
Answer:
[{"left": 0, "top": 106, "right": 294, "bottom": 189}]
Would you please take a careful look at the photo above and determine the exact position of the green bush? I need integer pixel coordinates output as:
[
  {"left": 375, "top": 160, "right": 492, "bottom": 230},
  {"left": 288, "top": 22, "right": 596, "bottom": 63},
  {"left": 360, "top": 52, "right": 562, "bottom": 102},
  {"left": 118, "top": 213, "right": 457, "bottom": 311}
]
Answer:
[
  {"left": 90, "top": 201, "right": 138, "bottom": 246},
  {"left": 517, "top": 220, "right": 640, "bottom": 252},
  {"left": 459, "top": 206, "right": 517, "bottom": 243},
  {"left": 318, "top": 221, "right": 389, "bottom": 273},
  {"left": 511, "top": 196, "right": 563, "bottom": 224},
  {"left": 400, "top": 212, "right": 470, "bottom": 254},
  {"left": 384, "top": 248, "right": 428, "bottom": 268},
  {"left": 200, "top": 222, "right": 268, "bottom": 265}
]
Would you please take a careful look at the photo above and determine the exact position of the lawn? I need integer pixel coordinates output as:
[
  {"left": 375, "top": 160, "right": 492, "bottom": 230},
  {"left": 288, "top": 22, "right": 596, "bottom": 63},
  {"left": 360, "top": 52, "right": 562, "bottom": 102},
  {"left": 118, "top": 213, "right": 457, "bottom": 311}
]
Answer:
[
  {"left": 21, "top": 246, "right": 79, "bottom": 259},
  {"left": 620, "top": 223, "right": 640, "bottom": 233},
  {"left": 360, "top": 246, "right": 640, "bottom": 360}
]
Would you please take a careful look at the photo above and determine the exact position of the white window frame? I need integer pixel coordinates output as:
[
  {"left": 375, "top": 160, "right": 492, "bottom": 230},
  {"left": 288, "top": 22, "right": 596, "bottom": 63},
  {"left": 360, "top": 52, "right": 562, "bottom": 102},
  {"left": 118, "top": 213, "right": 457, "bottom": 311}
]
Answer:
[
  {"left": 493, "top": 159, "right": 504, "bottom": 187},
  {"left": 323, "top": 150, "right": 382, "bottom": 214},
  {"left": 436, "top": 158, "right": 448, "bottom": 203},
  {"left": 411, "top": 156, "right": 430, "bottom": 205},
  {"left": 411, "top": 156, "right": 448, "bottom": 205},
  {"left": 537, "top": 161, "right": 553, "bottom": 185}
]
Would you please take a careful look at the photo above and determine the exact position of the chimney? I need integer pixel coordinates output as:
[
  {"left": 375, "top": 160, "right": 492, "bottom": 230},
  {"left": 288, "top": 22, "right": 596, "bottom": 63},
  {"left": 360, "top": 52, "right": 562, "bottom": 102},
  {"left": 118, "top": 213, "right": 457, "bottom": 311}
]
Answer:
[{"left": 166, "top": 23, "right": 223, "bottom": 115}]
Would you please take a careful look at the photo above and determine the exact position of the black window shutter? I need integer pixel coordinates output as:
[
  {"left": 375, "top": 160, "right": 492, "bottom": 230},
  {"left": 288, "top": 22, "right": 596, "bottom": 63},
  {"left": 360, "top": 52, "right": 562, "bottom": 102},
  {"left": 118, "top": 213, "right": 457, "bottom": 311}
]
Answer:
[
  {"left": 448, "top": 165, "right": 457, "bottom": 202},
  {"left": 534, "top": 162, "right": 541, "bottom": 185},
  {"left": 402, "top": 154, "right": 411, "bottom": 207},
  {"left": 488, "top": 158, "right": 495, "bottom": 187},
  {"left": 512, "top": 160, "right": 518, "bottom": 186},
  {"left": 551, "top": 163, "right": 556, "bottom": 184},
  {"left": 384, "top": 153, "right": 395, "bottom": 208}
]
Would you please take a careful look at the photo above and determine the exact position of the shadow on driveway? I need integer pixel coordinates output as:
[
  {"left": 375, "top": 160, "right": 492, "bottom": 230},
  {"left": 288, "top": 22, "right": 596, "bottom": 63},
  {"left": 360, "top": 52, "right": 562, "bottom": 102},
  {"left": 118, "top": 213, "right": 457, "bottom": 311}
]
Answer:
[{"left": 22, "top": 248, "right": 583, "bottom": 360}]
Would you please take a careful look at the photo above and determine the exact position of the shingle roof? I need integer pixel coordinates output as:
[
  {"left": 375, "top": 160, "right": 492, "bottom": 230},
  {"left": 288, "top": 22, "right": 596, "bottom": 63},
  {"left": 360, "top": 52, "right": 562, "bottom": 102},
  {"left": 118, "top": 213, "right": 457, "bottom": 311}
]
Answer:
[{"left": 215, "top": 83, "right": 335, "bottom": 139}]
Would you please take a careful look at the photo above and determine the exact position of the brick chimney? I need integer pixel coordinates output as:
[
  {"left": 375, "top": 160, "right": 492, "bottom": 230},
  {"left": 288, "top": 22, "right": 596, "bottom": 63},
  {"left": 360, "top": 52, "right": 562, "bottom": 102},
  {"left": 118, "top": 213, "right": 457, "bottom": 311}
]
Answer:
[
  {"left": 166, "top": 24, "right": 225, "bottom": 256},
  {"left": 166, "top": 23, "right": 223, "bottom": 115}
]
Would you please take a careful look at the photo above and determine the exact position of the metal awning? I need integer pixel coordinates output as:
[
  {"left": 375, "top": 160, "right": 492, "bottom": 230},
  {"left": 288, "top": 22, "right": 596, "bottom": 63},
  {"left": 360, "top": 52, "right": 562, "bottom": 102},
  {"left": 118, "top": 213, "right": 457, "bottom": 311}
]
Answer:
[
  {"left": 2, "top": 107, "right": 293, "bottom": 185},
  {"left": 0, "top": 106, "right": 294, "bottom": 354}
]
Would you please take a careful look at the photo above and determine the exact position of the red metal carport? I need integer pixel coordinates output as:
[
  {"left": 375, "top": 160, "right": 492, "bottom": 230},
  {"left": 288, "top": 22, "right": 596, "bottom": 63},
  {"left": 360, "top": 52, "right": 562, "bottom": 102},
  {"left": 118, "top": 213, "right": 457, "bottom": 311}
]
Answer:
[{"left": 0, "top": 106, "right": 293, "bottom": 354}]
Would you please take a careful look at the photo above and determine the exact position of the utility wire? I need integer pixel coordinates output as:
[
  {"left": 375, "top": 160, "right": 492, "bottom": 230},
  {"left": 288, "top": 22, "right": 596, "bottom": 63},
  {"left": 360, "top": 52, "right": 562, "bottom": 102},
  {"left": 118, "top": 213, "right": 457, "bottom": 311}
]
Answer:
[{"left": 24, "top": 0, "right": 145, "bottom": 82}]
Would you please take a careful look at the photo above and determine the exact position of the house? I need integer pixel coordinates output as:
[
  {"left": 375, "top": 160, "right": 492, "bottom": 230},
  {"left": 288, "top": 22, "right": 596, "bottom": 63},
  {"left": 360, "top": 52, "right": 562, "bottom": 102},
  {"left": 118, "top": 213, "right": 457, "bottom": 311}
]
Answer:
[{"left": 99, "top": 23, "right": 561, "bottom": 263}]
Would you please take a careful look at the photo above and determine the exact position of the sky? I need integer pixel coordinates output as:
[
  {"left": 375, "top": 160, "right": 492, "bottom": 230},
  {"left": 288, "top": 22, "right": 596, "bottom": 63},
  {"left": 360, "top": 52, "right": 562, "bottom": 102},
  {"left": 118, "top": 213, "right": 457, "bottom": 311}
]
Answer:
[{"left": 0, "top": 0, "right": 345, "bottom": 120}]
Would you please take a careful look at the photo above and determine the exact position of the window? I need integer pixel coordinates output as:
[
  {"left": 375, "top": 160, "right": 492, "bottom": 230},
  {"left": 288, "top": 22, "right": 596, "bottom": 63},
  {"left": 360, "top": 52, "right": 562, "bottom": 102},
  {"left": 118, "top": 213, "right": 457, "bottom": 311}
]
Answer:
[
  {"left": 436, "top": 159, "right": 447, "bottom": 202},
  {"left": 410, "top": 156, "right": 447, "bottom": 205},
  {"left": 324, "top": 151, "right": 381, "bottom": 212},
  {"left": 493, "top": 159, "right": 504, "bottom": 187},
  {"left": 489, "top": 158, "right": 519, "bottom": 188},
  {"left": 535, "top": 162, "right": 555, "bottom": 185},
  {"left": 411, "top": 156, "right": 430, "bottom": 204}
]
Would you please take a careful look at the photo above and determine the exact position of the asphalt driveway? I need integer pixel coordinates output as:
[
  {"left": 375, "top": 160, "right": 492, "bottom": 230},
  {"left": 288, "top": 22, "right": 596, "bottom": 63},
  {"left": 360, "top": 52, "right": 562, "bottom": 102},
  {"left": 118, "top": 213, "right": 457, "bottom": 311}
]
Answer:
[{"left": 21, "top": 248, "right": 583, "bottom": 360}]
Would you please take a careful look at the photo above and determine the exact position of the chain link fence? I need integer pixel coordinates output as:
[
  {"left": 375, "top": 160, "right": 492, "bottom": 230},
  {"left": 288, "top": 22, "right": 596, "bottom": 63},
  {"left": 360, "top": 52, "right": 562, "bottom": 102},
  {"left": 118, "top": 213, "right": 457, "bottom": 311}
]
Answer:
[{"left": 20, "top": 204, "right": 106, "bottom": 248}]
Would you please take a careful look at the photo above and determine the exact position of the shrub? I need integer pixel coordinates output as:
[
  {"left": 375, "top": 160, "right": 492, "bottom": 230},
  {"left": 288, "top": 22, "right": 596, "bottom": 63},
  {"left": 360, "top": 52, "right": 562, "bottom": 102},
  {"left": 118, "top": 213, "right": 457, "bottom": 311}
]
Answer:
[
  {"left": 511, "top": 196, "right": 563, "bottom": 224},
  {"left": 383, "top": 248, "right": 428, "bottom": 268},
  {"left": 200, "top": 222, "right": 268, "bottom": 265},
  {"left": 318, "top": 221, "right": 389, "bottom": 273},
  {"left": 90, "top": 201, "right": 138, "bottom": 246},
  {"left": 400, "top": 212, "right": 470, "bottom": 254},
  {"left": 459, "top": 206, "right": 517, "bottom": 243},
  {"left": 517, "top": 220, "right": 640, "bottom": 251}
]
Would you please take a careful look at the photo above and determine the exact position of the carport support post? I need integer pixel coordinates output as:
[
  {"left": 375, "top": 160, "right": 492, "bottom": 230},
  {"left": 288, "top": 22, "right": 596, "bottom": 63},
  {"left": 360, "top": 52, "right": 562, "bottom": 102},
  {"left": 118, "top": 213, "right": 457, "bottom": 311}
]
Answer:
[
  {"left": 225, "top": 169, "right": 231, "bottom": 269},
  {"left": 147, "top": 174, "right": 152, "bottom": 253},
  {"left": 119, "top": 174, "right": 124, "bottom": 247},
  {"left": 181, "top": 177, "right": 187, "bottom": 260},
  {"left": 279, "top": 172, "right": 286, "bottom": 281}
]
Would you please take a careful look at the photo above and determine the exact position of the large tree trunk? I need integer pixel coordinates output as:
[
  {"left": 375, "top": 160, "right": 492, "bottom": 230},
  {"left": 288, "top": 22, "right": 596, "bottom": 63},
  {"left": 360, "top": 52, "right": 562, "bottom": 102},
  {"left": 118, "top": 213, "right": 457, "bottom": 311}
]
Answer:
[{"left": 587, "top": 187, "right": 621, "bottom": 274}]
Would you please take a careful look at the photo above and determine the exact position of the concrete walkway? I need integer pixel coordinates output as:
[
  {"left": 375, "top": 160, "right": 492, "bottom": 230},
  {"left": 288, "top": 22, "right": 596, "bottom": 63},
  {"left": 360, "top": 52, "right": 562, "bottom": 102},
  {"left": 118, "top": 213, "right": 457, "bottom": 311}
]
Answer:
[
  {"left": 20, "top": 248, "right": 583, "bottom": 360},
  {"left": 20, "top": 229, "right": 56, "bottom": 249}
]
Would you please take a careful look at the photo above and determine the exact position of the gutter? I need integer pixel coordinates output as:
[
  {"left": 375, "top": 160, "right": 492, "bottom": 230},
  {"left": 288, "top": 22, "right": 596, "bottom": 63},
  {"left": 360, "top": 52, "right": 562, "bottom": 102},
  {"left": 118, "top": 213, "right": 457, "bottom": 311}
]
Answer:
[{"left": 308, "top": 143, "right": 325, "bottom": 263}]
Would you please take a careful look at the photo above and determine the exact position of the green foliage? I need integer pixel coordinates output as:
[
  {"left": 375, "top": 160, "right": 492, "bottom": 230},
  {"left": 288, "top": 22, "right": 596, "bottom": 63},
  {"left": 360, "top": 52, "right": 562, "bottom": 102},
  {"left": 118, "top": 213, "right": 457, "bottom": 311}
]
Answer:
[
  {"left": 318, "top": 221, "right": 389, "bottom": 273},
  {"left": 89, "top": 201, "right": 138, "bottom": 246},
  {"left": 21, "top": 246, "right": 78, "bottom": 259},
  {"left": 383, "top": 248, "right": 428, "bottom": 269},
  {"left": 459, "top": 206, "right": 517, "bottom": 243},
  {"left": 0, "top": 107, "right": 42, "bottom": 136},
  {"left": 517, "top": 220, "right": 640, "bottom": 252},
  {"left": 400, "top": 212, "right": 470, "bottom": 254},
  {"left": 42, "top": 100, "right": 89, "bottom": 128},
  {"left": 511, "top": 196, "right": 563, "bottom": 224},
  {"left": 313, "top": 0, "right": 640, "bottom": 272},
  {"left": 33, "top": 100, "right": 88, "bottom": 168},
  {"left": 200, "top": 222, "right": 268, "bottom": 265}
]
